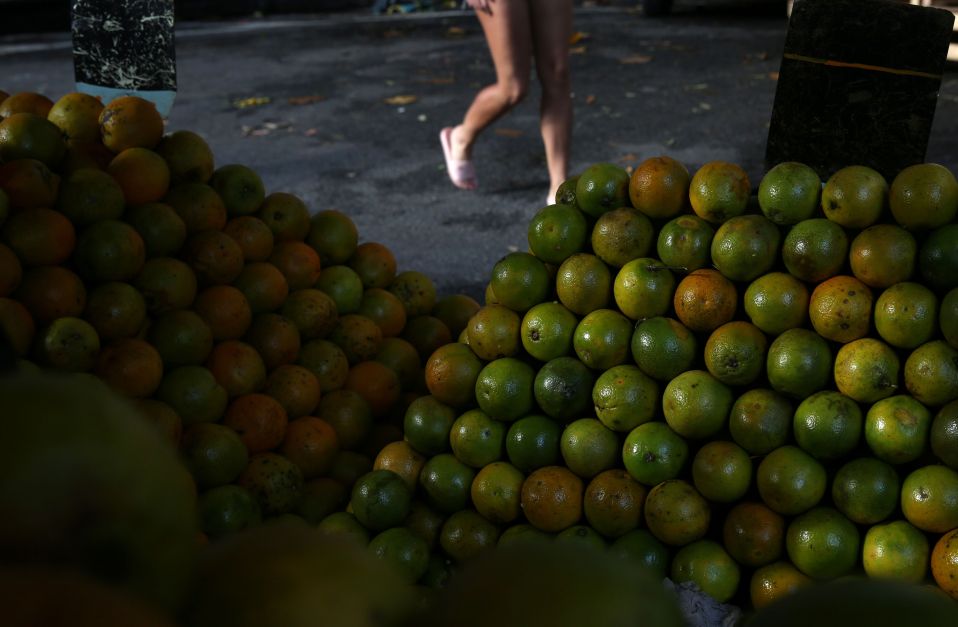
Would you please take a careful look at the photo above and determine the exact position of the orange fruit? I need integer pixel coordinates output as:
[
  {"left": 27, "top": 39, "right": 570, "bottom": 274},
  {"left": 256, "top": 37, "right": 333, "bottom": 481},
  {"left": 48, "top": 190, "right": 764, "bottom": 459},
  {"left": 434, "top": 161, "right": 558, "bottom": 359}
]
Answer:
[
  {"left": 374, "top": 336, "right": 422, "bottom": 391},
  {"left": 280, "top": 288, "right": 338, "bottom": 340},
  {"left": 691, "top": 440, "right": 752, "bottom": 503},
  {"left": 793, "top": 390, "right": 863, "bottom": 461},
  {"left": 344, "top": 360, "right": 401, "bottom": 417},
  {"left": 403, "top": 395, "right": 456, "bottom": 456},
  {"left": 904, "top": 340, "right": 958, "bottom": 407},
  {"left": 297, "top": 338, "right": 349, "bottom": 392},
  {"left": 223, "top": 392, "right": 289, "bottom": 454},
  {"left": 388, "top": 270, "right": 437, "bottom": 317},
  {"left": 0, "top": 243, "right": 18, "bottom": 297},
  {"left": 183, "top": 229, "right": 244, "bottom": 286},
  {"left": 193, "top": 285, "right": 252, "bottom": 341},
  {"left": 155, "top": 129, "right": 215, "bottom": 184},
  {"left": 465, "top": 303, "right": 520, "bottom": 360},
  {"left": 0, "top": 91, "right": 53, "bottom": 117},
  {"left": 155, "top": 365, "right": 228, "bottom": 425},
  {"left": 237, "top": 452, "right": 304, "bottom": 516},
  {"left": 257, "top": 192, "right": 311, "bottom": 242},
  {"left": 931, "top": 528, "right": 958, "bottom": 600},
  {"left": 34, "top": 317, "right": 100, "bottom": 372},
  {"left": 864, "top": 395, "right": 932, "bottom": 465},
  {"left": 60, "top": 140, "right": 114, "bottom": 173},
  {"left": 327, "top": 313, "right": 383, "bottom": 365},
  {"left": 889, "top": 162, "right": 958, "bottom": 231},
  {"left": 423, "top": 341, "right": 483, "bottom": 407},
  {"left": 317, "top": 389, "right": 373, "bottom": 450},
  {"left": 490, "top": 251, "right": 550, "bottom": 313},
  {"left": 419, "top": 453, "right": 476, "bottom": 514},
  {"left": 862, "top": 519, "right": 930, "bottom": 583},
  {"left": 622, "top": 421, "right": 689, "bottom": 486},
  {"left": 809, "top": 275, "right": 873, "bottom": 343},
  {"left": 527, "top": 202, "right": 588, "bottom": 264},
  {"left": 613, "top": 257, "right": 675, "bottom": 321},
  {"left": 575, "top": 162, "right": 630, "bottom": 218},
  {"left": 35, "top": 95, "right": 100, "bottom": 141},
  {"left": 98, "top": 96, "right": 164, "bottom": 152},
  {"left": 766, "top": 328, "right": 833, "bottom": 399},
  {"left": 73, "top": 219, "right": 146, "bottom": 283},
  {"left": 263, "top": 364, "right": 321, "bottom": 419},
  {"left": 722, "top": 501, "right": 784, "bottom": 567},
  {"left": 919, "top": 223, "right": 958, "bottom": 292},
  {"left": 628, "top": 155, "right": 690, "bottom": 219},
  {"left": 688, "top": 160, "right": 750, "bottom": 224},
  {"left": 281, "top": 416, "right": 340, "bottom": 479},
  {"left": 821, "top": 165, "right": 887, "bottom": 228},
  {"left": 520, "top": 302, "right": 577, "bottom": 361},
  {"left": 756, "top": 445, "right": 827, "bottom": 515},
  {"left": 147, "top": 309, "right": 213, "bottom": 367},
  {"left": 834, "top": 337, "right": 900, "bottom": 404},
  {"left": 55, "top": 167, "right": 125, "bottom": 226},
  {"left": 655, "top": 213, "right": 715, "bottom": 274},
  {"left": 15, "top": 265, "right": 86, "bottom": 323},
  {"left": 729, "top": 388, "right": 793, "bottom": 455},
  {"left": 672, "top": 268, "right": 737, "bottom": 333},
  {"left": 630, "top": 316, "right": 697, "bottom": 382},
  {"left": 931, "top": 400, "right": 958, "bottom": 470},
  {"left": 0, "top": 297, "right": 35, "bottom": 356},
  {"left": 198, "top": 484, "right": 262, "bottom": 539},
  {"left": 644, "top": 479, "right": 710, "bottom": 546},
  {"left": 749, "top": 561, "right": 812, "bottom": 609},
  {"left": 849, "top": 223, "right": 917, "bottom": 288},
  {"left": 662, "top": 369, "right": 733, "bottom": 440},
  {"left": 533, "top": 356, "right": 594, "bottom": 422},
  {"left": 180, "top": 422, "right": 249, "bottom": 489},
  {"left": 900, "top": 464, "right": 958, "bottom": 533},
  {"left": 248, "top": 312, "right": 302, "bottom": 370},
  {"left": 401, "top": 314, "right": 452, "bottom": 361},
  {"left": 670, "top": 539, "right": 740, "bottom": 603},
  {"left": 560, "top": 418, "right": 619, "bottom": 479},
  {"left": 832, "top": 456, "right": 900, "bottom": 525},
  {"left": 757, "top": 161, "right": 822, "bottom": 225},
  {"left": 2, "top": 207, "right": 75, "bottom": 267},
  {"left": 785, "top": 506, "right": 860, "bottom": 579},
  {"left": 0, "top": 112, "right": 66, "bottom": 167},
  {"left": 0, "top": 158, "right": 59, "bottom": 211},
  {"left": 135, "top": 397, "right": 184, "bottom": 446},
  {"left": 583, "top": 469, "right": 646, "bottom": 538},
  {"left": 107, "top": 146, "right": 170, "bottom": 205},
  {"left": 124, "top": 202, "right": 187, "bottom": 258},
  {"left": 209, "top": 163, "right": 265, "bottom": 217},
  {"left": 874, "top": 282, "right": 938, "bottom": 349},
  {"left": 520, "top": 465, "right": 584, "bottom": 532},
  {"left": 206, "top": 340, "right": 267, "bottom": 398},
  {"left": 232, "top": 262, "right": 289, "bottom": 314},
  {"left": 368, "top": 525, "right": 430, "bottom": 583},
  {"left": 306, "top": 209, "right": 358, "bottom": 265},
  {"left": 439, "top": 508, "right": 500, "bottom": 563},
  {"left": 593, "top": 364, "right": 658, "bottom": 432},
  {"left": 471, "top": 461, "right": 525, "bottom": 524},
  {"left": 223, "top": 215, "right": 274, "bottom": 262},
  {"left": 449, "top": 408, "right": 506, "bottom": 467},
  {"left": 433, "top": 293, "right": 481, "bottom": 340},
  {"left": 709, "top": 213, "right": 782, "bottom": 282},
  {"left": 164, "top": 182, "right": 227, "bottom": 233},
  {"left": 572, "top": 308, "right": 632, "bottom": 370},
  {"left": 95, "top": 338, "right": 164, "bottom": 398},
  {"left": 590, "top": 207, "right": 654, "bottom": 268},
  {"left": 474, "top": 357, "right": 535, "bottom": 421},
  {"left": 781, "top": 218, "right": 849, "bottom": 282},
  {"left": 704, "top": 320, "right": 768, "bottom": 386},
  {"left": 316, "top": 265, "right": 364, "bottom": 314},
  {"left": 348, "top": 241, "right": 397, "bottom": 289},
  {"left": 505, "top": 414, "right": 562, "bottom": 473},
  {"left": 556, "top": 253, "right": 612, "bottom": 316},
  {"left": 358, "top": 287, "right": 407, "bottom": 338}
]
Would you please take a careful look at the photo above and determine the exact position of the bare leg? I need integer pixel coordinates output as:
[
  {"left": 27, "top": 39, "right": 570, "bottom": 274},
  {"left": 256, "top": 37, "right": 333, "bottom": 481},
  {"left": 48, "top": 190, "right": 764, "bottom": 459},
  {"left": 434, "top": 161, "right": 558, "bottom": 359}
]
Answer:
[
  {"left": 530, "top": 0, "right": 573, "bottom": 200},
  {"left": 450, "top": 0, "right": 533, "bottom": 163}
]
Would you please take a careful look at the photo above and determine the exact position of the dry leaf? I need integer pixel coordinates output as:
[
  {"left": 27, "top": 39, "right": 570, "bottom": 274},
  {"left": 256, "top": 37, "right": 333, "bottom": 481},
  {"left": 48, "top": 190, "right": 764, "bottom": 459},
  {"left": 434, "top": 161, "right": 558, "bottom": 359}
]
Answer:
[
  {"left": 446, "top": 26, "right": 466, "bottom": 37},
  {"left": 620, "top": 54, "right": 653, "bottom": 65},
  {"left": 417, "top": 76, "right": 454, "bottom": 85},
  {"left": 304, "top": 128, "right": 319, "bottom": 137},
  {"left": 384, "top": 95, "right": 418, "bottom": 106},
  {"left": 568, "top": 31, "right": 589, "bottom": 45},
  {"left": 495, "top": 128, "right": 523, "bottom": 138},
  {"left": 232, "top": 96, "right": 271, "bottom": 109},
  {"left": 569, "top": 45, "right": 587, "bottom": 55},
  {"left": 585, "top": 95, "right": 596, "bottom": 105},
  {"left": 288, "top": 95, "right": 326, "bottom": 106},
  {"left": 768, "top": 71, "right": 780, "bottom": 80}
]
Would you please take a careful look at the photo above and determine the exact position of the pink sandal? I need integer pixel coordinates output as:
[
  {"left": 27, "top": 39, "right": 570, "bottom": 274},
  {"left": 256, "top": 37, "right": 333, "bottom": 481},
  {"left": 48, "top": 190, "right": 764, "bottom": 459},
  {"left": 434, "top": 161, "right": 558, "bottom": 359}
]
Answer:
[{"left": 440, "top": 127, "right": 477, "bottom": 190}]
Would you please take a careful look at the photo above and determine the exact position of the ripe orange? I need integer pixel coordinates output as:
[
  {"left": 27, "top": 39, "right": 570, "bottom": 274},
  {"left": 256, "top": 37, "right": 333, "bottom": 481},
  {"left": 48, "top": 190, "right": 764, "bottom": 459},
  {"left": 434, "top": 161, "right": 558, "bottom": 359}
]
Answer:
[
  {"left": 344, "top": 360, "right": 401, "bottom": 417},
  {"left": 672, "top": 268, "right": 737, "bottom": 333},
  {"left": 0, "top": 91, "right": 53, "bottom": 117},
  {"left": 388, "top": 270, "right": 437, "bottom": 317},
  {"left": 0, "top": 297, "right": 35, "bottom": 356},
  {"left": 107, "top": 146, "right": 171, "bottom": 206},
  {"left": 263, "top": 364, "right": 321, "bottom": 419},
  {"left": 95, "top": 338, "right": 164, "bottom": 399},
  {"left": 628, "top": 155, "right": 690, "bottom": 219},
  {"left": 206, "top": 340, "right": 267, "bottom": 398},
  {"left": 688, "top": 160, "right": 751, "bottom": 224},
  {"left": 223, "top": 392, "right": 289, "bottom": 454},
  {"left": 248, "top": 313, "right": 302, "bottom": 371},
  {"left": 583, "top": 469, "right": 646, "bottom": 538},
  {"left": 15, "top": 265, "right": 87, "bottom": 323},
  {"left": 98, "top": 96, "right": 164, "bottom": 152},
  {"left": 348, "top": 242, "right": 397, "bottom": 289},
  {"left": 849, "top": 223, "right": 917, "bottom": 288},
  {"left": 193, "top": 285, "right": 252, "bottom": 341},
  {"left": 0, "top": 158, "right": 60, "bottom": 211},
  {"left": 644, "top": 479, "right": 710, "bottom": 546},
  {"left": 749, "top": 561, "right": 812, "bottom": 609},
  {"left": 327, "top": 313, "right": 383, "bottom": 366},
  {"left": 2, "top": 207, "right": 75, "bottom": 267},
  {"left": 281, "top": 416, "right": 340, "bottom": 479},
  {"left": 237, "top": 452, "right": 305, "bottom": 516},
  {"left": 233, "top": 262, "right": 289, "bottom": 314},
  {"left": 931, "top": 528, "right": 958, "bottom": 600},
  {"left": 280, "top": 288, "right": 338, "bottom": 341},
  {"left": 424, "top": 341, "right": 483, "bottom": 407},
  {"left": 722, "top": 501, "right": 785, "bottom": 567},
  {"left": 520, "top": 465, "right": 584, "bottom": 532},
  {"left": 47, "top": 92, "right": 104, "bottom": 144},
  {"left": 223, "top": 215, "right": 274, "bottom": 262},
  {"left": 809, "top": 275, "right": 873, "bottom": 343}
]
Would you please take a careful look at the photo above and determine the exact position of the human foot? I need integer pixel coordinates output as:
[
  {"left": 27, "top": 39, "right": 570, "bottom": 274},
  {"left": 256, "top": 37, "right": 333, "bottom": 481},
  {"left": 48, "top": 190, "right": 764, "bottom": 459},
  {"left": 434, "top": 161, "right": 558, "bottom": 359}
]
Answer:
[{"left": 440, "top": 126, "right": 477, "bottom": 190}]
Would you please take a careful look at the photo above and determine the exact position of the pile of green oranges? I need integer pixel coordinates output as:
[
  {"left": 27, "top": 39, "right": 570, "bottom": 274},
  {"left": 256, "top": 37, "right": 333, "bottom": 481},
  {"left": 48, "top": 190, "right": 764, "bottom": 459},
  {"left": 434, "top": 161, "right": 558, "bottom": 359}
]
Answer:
[{"left": 333, "top": 155, "right": 958, "bottom": 610}]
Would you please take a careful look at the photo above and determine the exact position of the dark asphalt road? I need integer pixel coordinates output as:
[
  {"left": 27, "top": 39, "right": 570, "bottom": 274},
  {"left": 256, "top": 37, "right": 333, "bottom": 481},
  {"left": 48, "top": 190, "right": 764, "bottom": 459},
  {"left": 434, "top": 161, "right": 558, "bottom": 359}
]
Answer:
[{"left": 3, "top": 3, "right": 958, "bottom": 300}]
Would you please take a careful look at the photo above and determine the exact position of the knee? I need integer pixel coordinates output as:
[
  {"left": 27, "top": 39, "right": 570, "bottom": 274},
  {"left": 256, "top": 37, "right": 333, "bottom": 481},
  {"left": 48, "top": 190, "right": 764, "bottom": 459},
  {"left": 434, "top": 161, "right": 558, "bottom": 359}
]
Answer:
[
  {"left": 499, "top": 78, "right": 528, "bottom": 107},
  {"left": 539, "top": 62, "right": 570, "bottom": 95}
]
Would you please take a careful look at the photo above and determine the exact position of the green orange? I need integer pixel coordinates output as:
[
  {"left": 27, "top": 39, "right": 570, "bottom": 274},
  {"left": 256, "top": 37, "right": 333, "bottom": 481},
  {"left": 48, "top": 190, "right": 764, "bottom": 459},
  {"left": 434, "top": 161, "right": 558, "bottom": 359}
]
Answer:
[
  {"left": 756, "top": 445, "right": 827, "bottom": 515},
  {"left": 622, "top": 421, "right": 689, "bottom": 486},
  {"left": 592, "top": 364, "right": 658, "bottom": 432},
  {"left": 758, "top": 161, "right": 822, "bottom": 225},
  {"left": 572, "top": 308, "right": 632, "bottom": 370},
  {"left": 506, "top": 414, "right": 562, "bottom": 472},
  {"left": 670, "top": 539, "right": 740, "bottom": 603},
  {"left": 729, "top": 388, "right": 792, "bottom": 455},
  {"left": 703, "top": 321, "right": 768, "bottom": 387},
  {"left": 590, "top": 207, "right": 654, "bottom": 267},
  {"left": 575, "top": 162, "right": 630, "bottom": 218},
  {"left": 533, "top": 356, "right": 594, "bottom": 422},
  {"left": 785, "top": 506, "right": 860, "bottom": 580},
  {"left": 831, "top": 456, "right": 900, "bottom": 525},
  {"left": 688, "top": 161, "right": 751, "bottom": 224},
  {"left": 792, "top": 390, "right": 863, "bottom": 461},
  {"left": 613, "top": 257, "right": 675, "bottom": 321},
  {"left": 834, "top": 337, "right": 900, "bottom": 404},
  {"left": 710, "top": 214, "right": 781, "bottom": 282},
  {"left": 644, "top": 479, "right": 710, "bottom": 547},
  {"left": 527, "top": 202, "right": 588, "bottom": 264},
  {"left": 862, "top": 520, "right": 929, "bottom": 583},
  {"left": 655, "top": 214, "right": 714, "bottom": 273},
  {"left": 630, "top": 316, "right": 697, "bottom": 382},
  {"left": 520, "top": 301, "right": 578, "bottom": 362},
  {"left": 449, "top": 409, "right": 506, "bottom": 468},
  {"left": 490, "top": 252, "right": 550, "bottom": 313},
  {"left": 662, "top": 370, "right": 733, "bottom": 440},
  {"left": 560, "top": 418, "right": 619, "bottom": 479},
  {"left": 889, "top": 162, "right": 958, "bottom": 231},
  {"left": 864, "top": 395, "right": 932, "bottom": 465},
  {"left": 556, "top": 253, "right": 612, "bottom": 316},
  {"left": 766, "top": 328, "right": 832, "bottom": 399},
  {"left": 821, "top": 165, "right": 887, "bottom": 228},
  {"left": 475, "top": 357, "right": 535, "bottom": 422},
  {"left": 691, "top": 440, "right": 752, "bottom": 503},
  {"left": 781, "top": 218, "right": 849, "bottom": 283}
]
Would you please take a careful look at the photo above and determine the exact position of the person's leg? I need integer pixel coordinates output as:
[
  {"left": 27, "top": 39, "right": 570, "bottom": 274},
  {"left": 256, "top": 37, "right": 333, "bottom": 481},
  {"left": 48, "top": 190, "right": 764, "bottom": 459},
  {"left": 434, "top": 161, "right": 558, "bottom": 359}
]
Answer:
[
  {"left": 529, "top": 0, "right": 573, "bottom": 200},
  {"left": 449, "top": 0, "right": 533, "bottom": 165}
]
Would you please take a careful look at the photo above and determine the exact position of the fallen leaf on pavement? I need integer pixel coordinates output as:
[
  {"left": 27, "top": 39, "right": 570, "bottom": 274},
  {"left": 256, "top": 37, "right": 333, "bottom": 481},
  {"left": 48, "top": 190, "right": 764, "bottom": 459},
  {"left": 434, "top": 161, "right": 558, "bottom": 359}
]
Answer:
[
  {"left": 288, "top": 95, "right": 326, "bottom": 106},
  {"left": 585, "top": 95, "right": 596, "bottom": 105},
  {"left": 570, "top": 45, "right": 587, "bottom": 55},
  {"left": 569, "top": 31, "right": 590, "bottom": 44},
  {"left": 495, "top": 128, "right": 523, "bottom": 138},
  {"left": 232, "top": 96, "right": 271, "bottom": 109},
  {"left": 384, "top": 95, "right": 418, "bottom": 105},
  {"left": 620, "top": 54, "right": 653, "bottom": 64},
  {"left": 446, "top": 26, "right": 466, "bottom": 36},
  {"left": 768, "top": 71, "right": 779, "bottom": 80}
]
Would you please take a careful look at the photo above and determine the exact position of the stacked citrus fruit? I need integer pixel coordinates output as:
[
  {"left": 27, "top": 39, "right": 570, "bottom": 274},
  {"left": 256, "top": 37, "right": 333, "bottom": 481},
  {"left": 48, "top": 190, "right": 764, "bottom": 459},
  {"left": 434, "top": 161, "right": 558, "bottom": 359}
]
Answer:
[
  {"left": 326, "top": 156, "right": 958, "bottom": 609},
  {"left": 0, "top": 90, "right": 482, "bottom": 547}
]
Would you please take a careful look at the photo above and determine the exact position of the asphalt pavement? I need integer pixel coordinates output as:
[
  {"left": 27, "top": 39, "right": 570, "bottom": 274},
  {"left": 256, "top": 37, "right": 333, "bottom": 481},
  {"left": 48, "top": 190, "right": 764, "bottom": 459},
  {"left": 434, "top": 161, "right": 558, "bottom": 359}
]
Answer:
[{"left": 3, "top": 3, "right": 958, "bottom": 300}]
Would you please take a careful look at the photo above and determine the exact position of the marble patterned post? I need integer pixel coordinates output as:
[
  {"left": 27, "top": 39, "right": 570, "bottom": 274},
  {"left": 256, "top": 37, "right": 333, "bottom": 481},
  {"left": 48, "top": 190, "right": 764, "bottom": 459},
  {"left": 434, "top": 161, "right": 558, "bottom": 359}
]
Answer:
[
  {"left": 765, "top": 0, "right": 954, "bottom": 180},
  {"left": 71, "top": 0, "right": 177, "bottom": 117}
]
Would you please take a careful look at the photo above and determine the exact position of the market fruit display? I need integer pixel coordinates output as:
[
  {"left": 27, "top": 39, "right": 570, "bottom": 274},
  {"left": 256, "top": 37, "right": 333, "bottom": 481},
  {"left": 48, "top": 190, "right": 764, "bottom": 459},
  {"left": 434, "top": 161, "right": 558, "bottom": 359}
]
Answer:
[{"left": 2, "top": 88, "right": 958, "bottom": 622}]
